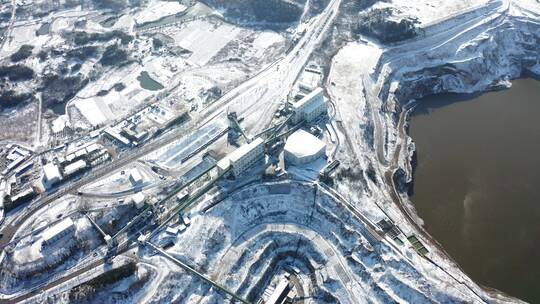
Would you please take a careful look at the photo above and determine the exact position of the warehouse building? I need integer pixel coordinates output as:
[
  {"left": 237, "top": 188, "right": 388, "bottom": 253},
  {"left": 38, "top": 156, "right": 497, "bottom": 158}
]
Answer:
[
  {"left": 41, "top": 218, "right": 75, "bottom": 248},
  {"left": 63, "top": 160, "right": 87, "bottom": 176},
  {"left": 284, "top": 130, "right": 326, "bottom": 165},
  {"left": 6, "top": 187, "right": 35, "bottom": 210},
  {"left": 218, "top": 138, "right": 265, "bottom": 177},
  {"left": 104, "top": 128, "right": 131, "bottom": 146},
  {"left": 291, "top": 87, "right": 327, "bottom": 124}
]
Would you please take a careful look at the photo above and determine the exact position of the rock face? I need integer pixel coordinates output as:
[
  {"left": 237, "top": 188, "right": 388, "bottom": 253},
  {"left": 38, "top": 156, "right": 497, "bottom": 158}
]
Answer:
[
  {"left": 327, "top": 1, "right": 539, "bottom": 303},
  {"left": 370, "top": 1, "right": 540, "bottom": 186},
  {"left": 355, "top": 8, "right": 419, "bottom": 43},
  {"left": 375, "top": 2, "right": 540, "bottom": 106},
  {"left": 394, "top": 23, "right": 539, "bottom": 101}
]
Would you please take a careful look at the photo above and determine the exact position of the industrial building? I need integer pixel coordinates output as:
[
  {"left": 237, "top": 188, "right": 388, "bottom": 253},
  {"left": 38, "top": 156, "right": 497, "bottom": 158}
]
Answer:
[
  {"left": 59, "top": 143, "right": 105, "bottom": 166},
  {"left": 218, "top": 138, "right": 265, "bottom": 177},
  {"left": 129, "top": 168, "right": 143, "bottom": 186},
  {"left": 43, "top": 163, "right": 63, "bottom": 188},
  {"left": 85, "top": 143, "right": 102, "bottom": 155},
  {"left": 63, "top": 160, "right": 87, "bottom": 176},
  {"left": 291, "top": 87, "right": 327, "bottom": 124},
  {"left": 132, "top": 192, "right": 146, "bottom": 209},
  {"left": 2, "top": 154, "right": 26, "bottom": 176},
  {"left": 41, "top": 217, "right": 75, "bottom": 248},
  {"left": 147, "top": 105, "right": 189, "bottom": 129},
  {"left": 104, "top": 128, "right": 131, "bottom": 146},
  {"left": 14, "top": 161, "right": 33, "bottom": 177},
  {"left": 6, "top": 187, "right": 35, "bottom": 210},
  {"left": 284, "top": 130, "right": 326, "bottom": 165},
  {"left": 298, "top": 66, "right": 322, "bottom": 92}
]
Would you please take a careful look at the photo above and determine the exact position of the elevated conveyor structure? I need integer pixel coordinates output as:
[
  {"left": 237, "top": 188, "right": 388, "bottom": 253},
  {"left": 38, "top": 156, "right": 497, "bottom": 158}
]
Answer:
[{"left": 147, "top": 241, "right": 250, "bottom": 304}]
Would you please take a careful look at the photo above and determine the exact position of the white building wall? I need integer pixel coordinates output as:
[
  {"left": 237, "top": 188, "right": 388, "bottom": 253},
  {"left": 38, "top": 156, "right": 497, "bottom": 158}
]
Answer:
[
  {"left": 285, "top": 148, "right": 325, "bottom": 165},
  {"left": 230, "top": 139, "right": 265, "bottom": 176},
  {"left": 292, "top": 88, "right": 327, "bottom": 124}
]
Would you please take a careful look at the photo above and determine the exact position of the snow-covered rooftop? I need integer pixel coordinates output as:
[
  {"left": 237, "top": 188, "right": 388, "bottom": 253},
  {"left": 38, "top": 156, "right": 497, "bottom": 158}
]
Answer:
[
  {"left": 64, "top": 160, "right": 87, "bottom": 176},
  {"left": 284, "top": 130, "right": 326, "bottom": 159},
  {"left": 43, "top": 163, "right": 62, "bottom": 183},
  {"left": 229, "top": 137, "right": 265, "bottom": 163},
  {"left": 292, "top": 87, "right": 324, "bottom": 110},
  {"left": 41, "top": 217, "right": 74, "bottom": 244},
  {"left": 129, "top": 168, "right": 143, "bottom": 185},
  {"left": 132, "top": 192, "right": 146, "bottom": 205}
]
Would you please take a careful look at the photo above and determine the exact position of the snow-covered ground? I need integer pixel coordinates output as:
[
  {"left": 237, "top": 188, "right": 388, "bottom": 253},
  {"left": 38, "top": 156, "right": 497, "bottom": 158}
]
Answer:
[
  {"left": 141, "top": 181, "right": 495, "bottom": 303},
  {"left": 80, "top": 163, "right": 158, "bottom": 196},
  {"left": 135, "top": 0, "right": 187, "bottom": 24},
  {"left": 326, "top": 0, "right": 539, "bottom": 303},
  {"left": 369, "top": 0, "right": 491, "bottom": 26},
  {"left": 2, "top": 0, "right": 538, "bottom": 302},
  {"left": 69, "top": 54, "right": 182, "bottom": 128},
  {"left": 169, "top": 19, "right": 241, "bottom": 66}
]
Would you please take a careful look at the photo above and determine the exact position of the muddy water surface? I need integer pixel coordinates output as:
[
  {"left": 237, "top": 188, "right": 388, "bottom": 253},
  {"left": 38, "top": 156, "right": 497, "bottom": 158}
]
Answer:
[{"left": 409, "top": 78, "right": 540, "bottom": 302}]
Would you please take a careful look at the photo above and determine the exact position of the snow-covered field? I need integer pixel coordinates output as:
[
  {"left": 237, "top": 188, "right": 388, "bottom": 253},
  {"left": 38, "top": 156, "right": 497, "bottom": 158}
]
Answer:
[
  {"left": 135, "top": 0, "right": 187, "bottom": 24},
  {"left": 169, "top": 19, "right": 241, "bottom": 66}
]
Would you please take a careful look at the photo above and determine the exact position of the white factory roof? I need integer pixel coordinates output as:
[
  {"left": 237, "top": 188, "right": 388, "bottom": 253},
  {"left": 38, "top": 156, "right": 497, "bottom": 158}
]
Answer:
[
  {"left": 104, "top": 128, "right": 131, "bottom": 146},
  {"left": 129, "top": 168, "right": 143, "bottom": 185},
  {"left": 217, "top": 138, "right": 264, "bottom": 173},
  {"left": 217, "top": 157, "right": 231, "bottom": 172},
  {"left": 64, "top": 159, "right": 87, "bottom": 175},
  {"left": 75, "top": 149, "right": 87, "bottom": 158},
  {"left": 132, "top": 192, "right": 146, "bottom": 205},
  {"left": 43, "top": 163, "right": 62, "bottom": 182},
  {"left": 229, "top": 137, "right": 264, "bottom": 163},
  {"left": 166, "top": 226, "right": 179, "bottom": 235},
  {"left": 292, "top": 87, "right": 324, "bottom": 110},
  {"left": 284, "top": 130, "right": 326, "bottom": 159},
  {"left": 85, "top": 143, "right": 101, "bottom": 154},
  {"left": 6, "top": 155, "right": 25, "bottom": 172},
  {"left": 41, "top": 217, "right": 74, "bottom": 243}
]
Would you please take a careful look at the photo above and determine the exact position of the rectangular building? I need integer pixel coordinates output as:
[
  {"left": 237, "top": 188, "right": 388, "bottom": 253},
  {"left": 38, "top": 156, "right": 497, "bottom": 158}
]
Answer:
[
  {"left": 43, "top": 163, "right": 62, "bottom": 187},
  {"left": 3, "top": 155, "right": 26, "bottom": 175},
  {"left": 14, "top": 161, "right": 33, "bottom": 176},
  {"left": 218, "top": 138, "right": 265, "bottom": 177},
  {"left": 291, "top": 87, "right": 327, "bottom": 124},
  {"left": 129, "top": 168, "right": 143, "bottom": 185},
  {"left": 85, "top": 143, "right": 102, "bottom": 155},
  {"left": 63, "top": 159, "right": 87, "bottom": 176},
  {"left": 104, "top": 128, "right": 131, "bottom": 146},
  {"left": 41, "top": 217, "right": 75, "bottom": 247},
  {"left": 7, "top": 187, "right": 35, "bottom": 210}
]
